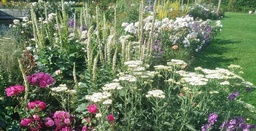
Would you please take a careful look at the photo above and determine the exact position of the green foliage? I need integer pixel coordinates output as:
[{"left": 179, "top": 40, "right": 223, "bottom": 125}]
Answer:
[
  {"left": 1, "top": 1, "right": 256, "bottom": 131},
  {"left": 188, "top": 3, "right": 225, "bottom": 20},
  {"left": 214, "top": 0, "right": 256, "bottom": 12}
]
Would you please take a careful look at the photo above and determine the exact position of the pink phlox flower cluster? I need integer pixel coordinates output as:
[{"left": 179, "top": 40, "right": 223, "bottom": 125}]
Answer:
[
  {"left": 27, "top": 72, "right": 55, "bottom": 88},
  {"left": 5, "top": 84, "right": 25, "bottom": 97},
  {"left": 53, "top": 111, "right": 73, "bottom": 130},
  {"left": 27, "top": 100, "right": 47, "bottom": 111}
]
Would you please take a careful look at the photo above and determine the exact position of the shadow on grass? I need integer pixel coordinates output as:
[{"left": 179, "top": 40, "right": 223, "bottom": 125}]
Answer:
[{"left": 190, "top": 38, "right": 241, "bottom": 69}]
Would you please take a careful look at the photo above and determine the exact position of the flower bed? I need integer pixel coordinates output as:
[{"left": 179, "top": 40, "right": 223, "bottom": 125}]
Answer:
[{"left": 1, "top": 1, "right": 256, "bottom": 131}]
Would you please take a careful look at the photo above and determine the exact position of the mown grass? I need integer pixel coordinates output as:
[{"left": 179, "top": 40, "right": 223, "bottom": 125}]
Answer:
[{"left": 192, "top": 12, "right": 256, "bottom": 105}]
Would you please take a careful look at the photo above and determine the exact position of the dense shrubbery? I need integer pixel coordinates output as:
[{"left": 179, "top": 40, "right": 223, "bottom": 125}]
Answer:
[
  {"left": 188, "top": 3, "right": 224, "bottom": 20},
  {"left": 211, "top": 0, "right": 256, "bottom": 12},
  {"left": 1, "top": 1, "right": 256, "bottom": 131}
]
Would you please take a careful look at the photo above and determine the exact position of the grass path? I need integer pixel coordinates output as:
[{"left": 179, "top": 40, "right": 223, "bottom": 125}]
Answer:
[
  {"left": 192, "top": 12, "right": 256, "bottom": 84},
  {"left": 191, "top": 12, "right": 256, "bottom": 105}
]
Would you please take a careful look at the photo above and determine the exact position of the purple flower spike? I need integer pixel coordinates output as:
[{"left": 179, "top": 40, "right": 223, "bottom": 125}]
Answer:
[
  {"left": 201, "top": 124, "right": 209, "bottom": 131},
  {"left": 208, "top": 113, "right": 218, "bottom": 125}
]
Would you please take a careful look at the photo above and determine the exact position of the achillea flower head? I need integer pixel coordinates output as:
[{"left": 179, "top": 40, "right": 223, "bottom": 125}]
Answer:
[
  {"left": 5, "top": 84, "right": 25, "bottom": 97},
  {"left": 146, "top": 89, "right": 165, "bottom": 98},
  {"left": 85, "top": 91, "right": 111, "bottom": 103},
  {"left": 51, "top": 84, "right": 68, "bottom": 92},
  {"left": 102, "top": 83, "right": 123, "bottom": 91}
]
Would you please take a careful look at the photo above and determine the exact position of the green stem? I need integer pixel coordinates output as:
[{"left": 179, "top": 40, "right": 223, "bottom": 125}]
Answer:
[{"left": 18, "top": 59, "right": 29, "bottom": 102}]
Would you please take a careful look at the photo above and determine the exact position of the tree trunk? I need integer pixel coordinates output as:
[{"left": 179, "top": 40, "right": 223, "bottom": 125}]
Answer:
[{"left": 217, "top": 0, "right": 222, "bottom": 14}]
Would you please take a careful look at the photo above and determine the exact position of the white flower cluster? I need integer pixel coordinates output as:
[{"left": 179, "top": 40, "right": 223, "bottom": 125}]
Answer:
[
  {"left": 167, "top": 59, "right": 187, "bottom": 69},
  {"left": 118, "top": 74, "right": 137, "bottom": 82},
  {"left": 146, "top": 89, "right": 165, "bottom": 98},
  {"left": 220, "top": 81, "right": 230, "bottom": 85},
  {"left": 85, "top": 91, "right": 111, "bottom": 103},
  {"left": 154, "top": 65, "right": 172, "bottom": 71},
  {"left": 122, "top": 14, "right": 221, "bottom": 53},
  {"left": 228, "top": 64, "right": 242, "bottom": 70},
  {"left": 177, "top": 70, "right": 208, "bottom": 86},
  {"left": 202, "top": 68, "right": 243, "bottom": 80},
  {"left": 102, "top": 82, "right": 123, "bottom": 91},
  {"left": 51, "top": 84, "right": 68, "bottom": 92},
  {"left": 51, "top": 84, "right": 76, "bottom": 94}
]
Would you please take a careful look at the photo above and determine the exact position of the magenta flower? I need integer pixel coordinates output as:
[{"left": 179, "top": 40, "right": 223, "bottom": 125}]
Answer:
[
  {"left": 53, "top": 111, "right": 72, "bottom": 130},
  {"left": 61, "top": 126, "right": 71, "bottom": 131},
  {"left": 20, "top": 118, "right": 31, "bottom": 126},
  {"left": 45, "top": 117, "right": 54, "bottom": 127},
  {"left": 82, "top": 126, "right": 87, "bottom": 131},
  {"left": 107, "top": 114, "right": 115, "bottom": 122},
  {"left": 87, "top": 104, "right": 98, "bottom": 114},
  {"left": 32, "top": 114, "right": 40, "bottom": 121},
  {"left": 5, "top": 84, "right": 25, "bottom": 97},
  {"left": 27, "top": 72, "right": 55, "bottom": 88},
  {"left": 28, "top": 102, "right": 36, "bottom": 109},
  {"left": 27, "top": 100, "right": 46, "bottom": 111}
]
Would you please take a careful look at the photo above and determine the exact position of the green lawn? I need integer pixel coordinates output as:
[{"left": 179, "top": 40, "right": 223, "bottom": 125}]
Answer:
[
  {"left": 191, "top": 12, "right": 256, "bottom": 104},
  {"left": 193, "top": 12, "right": 256, "bottom": 84}
]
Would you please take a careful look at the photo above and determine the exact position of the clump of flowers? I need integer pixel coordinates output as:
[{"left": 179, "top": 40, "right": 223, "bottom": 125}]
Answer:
[
  {"left": 220, "top": 117, "right": 256, "bottom": 131},
  {"left": 27, "top": 100, "right": 47, "bottom": 111},
  {"left": 121, "top": 14, "right": 222, "bottom": 61},
  {"left": 5, "top": 84, "right": 25, "bottom": 97},
  {"left": 188, "top": 3, "right": 224, "bottom": 20},
  {"left": 20, "top": 115, "right": 42, "bottom": 131},
  {"left": 146, "top": 89, "right": 165, "bottom": 98},
  {"left": 201, "top": 113, "right": 218, "bottom": 131},
  {"left": 85, "top": 92, "right": 111, "bottom": 103},
  {"left": 27, "top": 72, "right": 55, "bottom": 88},
  {"left": 53, "top": 111, "right": 73, "bottom": 130}
]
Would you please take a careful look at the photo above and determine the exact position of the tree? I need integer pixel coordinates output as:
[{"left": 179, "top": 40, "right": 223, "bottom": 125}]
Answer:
[{"left": 217, "top": 0, "right": 222, "bottom": 13}]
